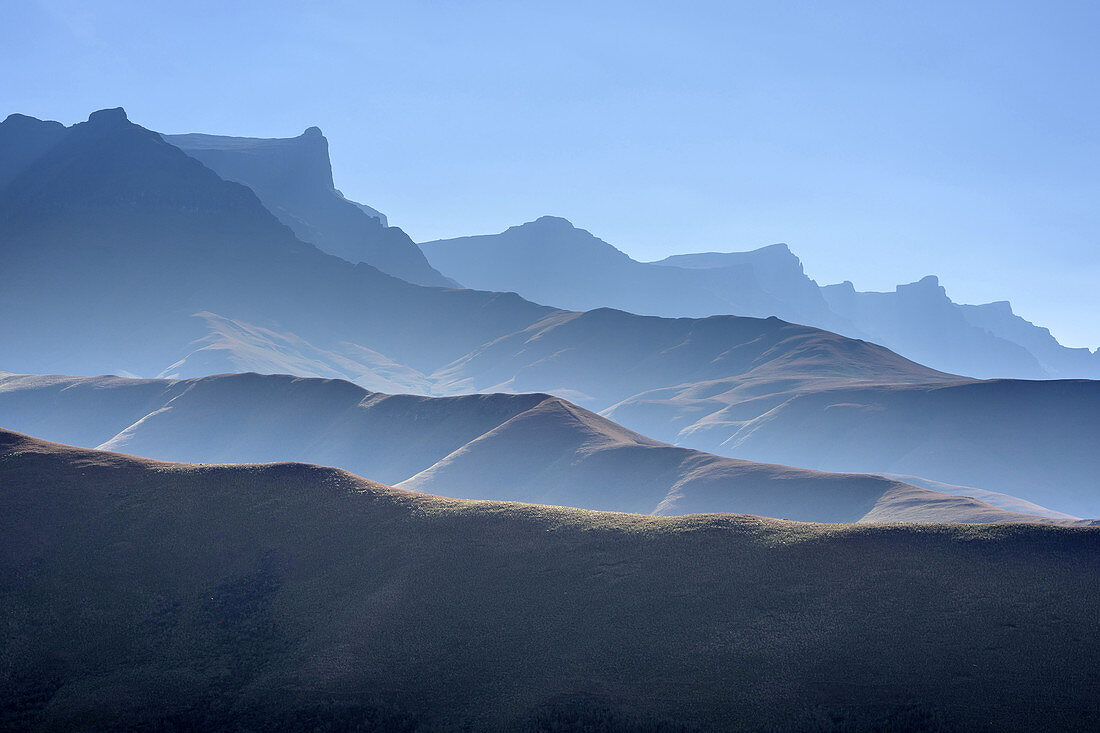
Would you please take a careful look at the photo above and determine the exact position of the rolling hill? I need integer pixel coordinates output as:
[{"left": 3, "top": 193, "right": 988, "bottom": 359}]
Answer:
[
  {"left": 0, "top": 372, "right": 1073, "bottom": 524},
  {"left": 2, "top": 429, "right": 1099, "bottom": 730},
  {"left": 607, "top": 376, "right": 1100, "bottom": 518}
]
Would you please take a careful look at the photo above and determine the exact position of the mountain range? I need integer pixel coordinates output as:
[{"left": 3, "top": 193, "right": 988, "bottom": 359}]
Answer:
[
  {"left": 0, "top": 108, "right": 950, "bottom": 399},
  {"left": 422, "top": 218, "right": 1100, "bottom": 379},
  {"left": 1, "top": 107, "right": 1097, "bottom": 517},
  {"left": 4, "top": 428, "right": 1099, "bottom": 730},
  {"left": 1, "top": 371, "right": 1080, "bottom": 524}
]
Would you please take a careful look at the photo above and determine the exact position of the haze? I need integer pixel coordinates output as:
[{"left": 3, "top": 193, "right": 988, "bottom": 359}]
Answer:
[{"left": 5, "top": 0, "right": 1098, "bottom": 347}]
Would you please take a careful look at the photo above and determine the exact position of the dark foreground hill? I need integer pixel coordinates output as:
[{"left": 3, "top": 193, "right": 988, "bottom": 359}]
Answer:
[
  {"left": 2, "top": 429, "right": 1099, "bottom": 731},
  {"left": 0, "top": 372, "right": 1075, "bottom": 524}
]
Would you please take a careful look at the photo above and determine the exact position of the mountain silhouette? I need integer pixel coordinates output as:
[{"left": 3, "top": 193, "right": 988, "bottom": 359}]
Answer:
[
  {"left": 0, "top": 109, "right": 551, "bottom": 379},
  {"left": 957, "top": 298, "right": 1100, "bottom": 377},
  {"left": 820, "top": 276, "right": 1046, "bottom": 378},
  {"left": 421, "top": 217, "right": 845, "bottom": 330},
  {"left": 0, "top": 113, "right": 67, "bottom": 188},
  {"left": 165, "top": 128, "right": 455, "bottom": 287},
  {"left": 422, "top": 218, "right": 1098, "bottom": 379},
  {"left": 0, "top": 109, "right": 944, "bottom": 391}
]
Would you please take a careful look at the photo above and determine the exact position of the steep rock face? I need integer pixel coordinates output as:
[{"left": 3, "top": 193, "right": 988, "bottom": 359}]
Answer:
[
  {"left": 651, "top": 243, "right": 834, "bottom": 326},
  {"left": 165, "top": 128, "right": 454, "bottom": 287},
  {"left": 958, "top": 300, "right": 1100, "bottom": 378},
  {"left": 820, "top": 276, "right": 1046, "bottom": 378}
]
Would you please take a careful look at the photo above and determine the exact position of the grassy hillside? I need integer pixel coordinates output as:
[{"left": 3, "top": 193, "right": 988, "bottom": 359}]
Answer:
[
  {"left": 608, "top": 378, "right": 1100, "bottom": 517},
  {"left": 2, "top": 429, "right": 1099, "bottom": 730},
  {"left": 0, "top": 372, "right": 1071, "bottom": 524}
]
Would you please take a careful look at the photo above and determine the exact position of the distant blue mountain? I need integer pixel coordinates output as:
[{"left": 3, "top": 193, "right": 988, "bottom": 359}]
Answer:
[
  {"left": 423, "top": 219, "right": 1098, "bottom": 379},
  {"left": 421, "top": 217, "right": 847, "bottom": 333},
  {"left": 164, "top": 128, "right": 455, "bottom": 287}
]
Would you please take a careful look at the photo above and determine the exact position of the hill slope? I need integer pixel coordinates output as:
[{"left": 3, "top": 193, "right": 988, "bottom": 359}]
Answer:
[
  {"left": 607, "top": 377, "right": 1100, "bottom": 517},
  {"left": 2, "top": 429, "right": 1099, "bottom": 730},
  {"left": 0, "top": 372, "right": 1067, "bottom": 523}
]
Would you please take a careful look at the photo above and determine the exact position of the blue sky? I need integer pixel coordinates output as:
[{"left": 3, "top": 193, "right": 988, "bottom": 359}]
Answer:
[{"left": 4, "top": 0, "right": 1098, "bottom": 346}]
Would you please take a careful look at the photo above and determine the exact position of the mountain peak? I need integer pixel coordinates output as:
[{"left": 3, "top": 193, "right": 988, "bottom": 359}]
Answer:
[
  {"left": 87, "top": 107, "right": 129, "bottom": 125},
  {"left": 529, "top": 215, "right": 576, "bottom": 229},
  {"left": 894, "top": 275, "right": 946, "bottom": 299},
  {"left": 758, "top": 242, "right": 792, "bottom": 253},
  {"left": 980, "top": 300, "right": 1015, "bottom": 315},
  {"left": 302, "top": 125, "right": 324, "bottom": 138},
  {"left": 2, "top": 112, "right": 61, "bottom": 128}
]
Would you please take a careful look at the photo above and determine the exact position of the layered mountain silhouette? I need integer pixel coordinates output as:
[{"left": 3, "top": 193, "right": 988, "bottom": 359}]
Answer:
[
  {"left": 0, "top": 108, "right": 551, "bottom": 379},
  {"left": 3, "top": 428, "right": 1099, "bottom": 729},
  {"left": 0, "top": 108, "right": 947, "bottom": 392},
  {"left": 2, "top": 372, "right": 1075, "bottom": 523},
  {"left": 421, "top": 217, "right": 848, "bottom": 333},
  {"left": 2, "top": 108, "right": 1098, "bottom": 519},
  {"left": 165, "top": 128, "right": 456, "bottom": 287},
  {"left": 422, "top": 218, "right": 1099, "bottom": 379}
]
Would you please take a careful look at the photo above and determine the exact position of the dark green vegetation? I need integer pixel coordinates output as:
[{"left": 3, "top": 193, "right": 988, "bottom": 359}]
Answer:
[
  {"left": 2, "top": 429, "right": 1099, "bottom": 731},
  {"left": 1, "top": 372, "right": 1080, "bottom": 524}
]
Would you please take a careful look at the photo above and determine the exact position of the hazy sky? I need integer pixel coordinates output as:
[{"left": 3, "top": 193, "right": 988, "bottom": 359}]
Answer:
[{"left": 4, "top": 1, "right": 1098, "bottom": 346}]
